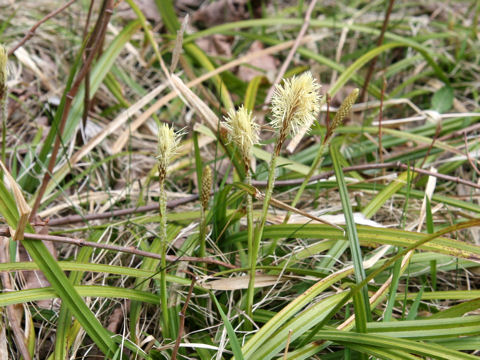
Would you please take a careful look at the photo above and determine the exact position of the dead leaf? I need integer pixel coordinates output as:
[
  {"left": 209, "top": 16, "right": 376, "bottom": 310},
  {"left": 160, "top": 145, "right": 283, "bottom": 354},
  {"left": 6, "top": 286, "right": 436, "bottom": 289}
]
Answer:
[
  {"left": 200, "top": 274, "right": 285, "bottom": 290},
  {"left": 192, "top": 0, "right": 250, "bottom": 28},
  {"left": 196, "top": 34, "right": 234, "bottom": 57},
  {"left": 237, "top": 40, "right": 278, "bottom": 82},
  {"left": 106, "top": 305, "right": 125, "bottom": 333}
]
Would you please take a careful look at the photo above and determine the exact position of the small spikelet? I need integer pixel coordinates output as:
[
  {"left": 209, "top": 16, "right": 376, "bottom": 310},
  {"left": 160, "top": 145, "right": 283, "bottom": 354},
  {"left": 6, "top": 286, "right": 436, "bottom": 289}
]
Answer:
[
  {"left": 201, "top": 166, "right": 212, "bottom": 209},
  {"left": 325, "top": 88, "right": 359, "bottom": 143},
  {"left": 0, "top": 45, "right": 7, "bottom": 100},
  {"left": 332, "top": 88, "right": 359, "bottom": 130},
  {"left": 270, "top": 72, "right": 321, "bottom": 137},
  {"left": 156, "top": 124, "right": 181, "bottom": 179},
  {"left": 223, "top": 106, "right": 259, "bottom": 165}
]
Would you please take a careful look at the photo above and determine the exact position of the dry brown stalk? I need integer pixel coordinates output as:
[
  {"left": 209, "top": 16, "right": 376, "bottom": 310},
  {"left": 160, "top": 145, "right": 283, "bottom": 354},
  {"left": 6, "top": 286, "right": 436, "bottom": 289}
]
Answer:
[
  {"left": 30, "top": 0, "right": 115, "bottom": 220},
  {"left": 0, "top": 230, "right": 236, "bottom": 269}
]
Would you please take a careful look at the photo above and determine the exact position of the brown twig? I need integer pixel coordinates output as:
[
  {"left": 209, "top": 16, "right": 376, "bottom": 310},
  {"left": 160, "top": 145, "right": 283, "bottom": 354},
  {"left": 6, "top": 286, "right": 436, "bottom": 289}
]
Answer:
[
  {"left": 378, "top": 77, "right": 385, "bottom": 166},
  {"left": 464, "top": 131, "right": 480, "bottom": 176},
  {"left": 81, "top": 0, "right": 96, "bottom": 131},
  {"left": 8, "top": 0, "right": 77, "bottom": 56},
  {"left": 250, "top": 161, "right": 480, "bottom": 190},
  {"left": 359, "top": 0, "right": 396, "bottom": 103},
  {"left": 283, "top": 329, "right": 293, "bottom": 360},
  {"left": 30, "top": 0, "right": 115, "bottom": 220},
  {"left": 46, "top": 194, "right": 199, "bottom": 226},
  {"left": 171, "top": 275, "right": 196, "bottom": 360},
  {"left": 418, "top": 122, "right": 442, "bottom": 171},
  {"left": 0, "top": 230, "right": 236, "bottom": 269}
]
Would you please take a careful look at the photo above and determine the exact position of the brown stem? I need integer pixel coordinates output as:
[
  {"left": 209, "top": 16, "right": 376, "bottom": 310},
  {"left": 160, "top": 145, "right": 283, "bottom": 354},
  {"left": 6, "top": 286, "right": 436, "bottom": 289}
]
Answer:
[
  {"left": 8, "top": 0, "right": 77, "bottom": 56},
  {"left": 0, "top": 230, "right": 236, "bottom": 269},
  {"left": 171, "top": 275, "right": 196, "bottom": 360},
  {"left": 359, "top": 0, "right": 396, "bottom": 103},
  {"left": 379, "top": 77, "right": 386, "bottom": 180},
  {"left": 30, "top": 0, "right": 115, "bottom": 220},
  {"left": 46, "top": 194, "right": 199, "bottom": 226}
]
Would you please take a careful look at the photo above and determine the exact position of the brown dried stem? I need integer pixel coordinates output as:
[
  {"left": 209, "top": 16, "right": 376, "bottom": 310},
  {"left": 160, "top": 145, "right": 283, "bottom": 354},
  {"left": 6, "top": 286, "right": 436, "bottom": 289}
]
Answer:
[
  {"left": 30, "top": 0, "right": 115, "bottom": 219},
  {"left": 171, "top": 275, "right": 196, "bottom": 360},
  {"left": 359, "top": 0, "right": 396, "bottom": 104},
  {"left": 0, "top": 230, "right": 236, "bottom": 269}
]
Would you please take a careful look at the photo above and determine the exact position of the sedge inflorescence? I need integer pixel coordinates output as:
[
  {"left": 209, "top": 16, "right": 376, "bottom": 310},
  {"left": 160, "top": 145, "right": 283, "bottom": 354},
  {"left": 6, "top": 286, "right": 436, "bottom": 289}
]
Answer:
[
  {"left": 223, "top": 105, "right": 259, "bottom": 169},
  {"left": 270, "top": 71, "right": 321, "bottom": 147},
  {"left": 156, "top": 123, "right": 182, "bottom": 179}
]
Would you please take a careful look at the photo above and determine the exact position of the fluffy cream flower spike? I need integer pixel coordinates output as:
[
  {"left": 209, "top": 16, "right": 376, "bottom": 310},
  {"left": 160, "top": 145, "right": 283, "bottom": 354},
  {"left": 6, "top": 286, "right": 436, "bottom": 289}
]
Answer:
[
  {"left": 223, "top": 105, "right": 259, "bottom": 170},
  {"left": 270, "top": 71, "right": 321, "bottom": 154},
  {"left": 156, "top": 123, "right": 181, "bottom": 180}
]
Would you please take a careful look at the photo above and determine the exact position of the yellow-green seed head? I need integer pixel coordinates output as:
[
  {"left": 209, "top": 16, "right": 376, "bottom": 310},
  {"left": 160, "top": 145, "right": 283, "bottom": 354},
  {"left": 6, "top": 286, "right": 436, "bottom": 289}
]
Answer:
[
  {"left": 223, "top": 105, "right": 259, "bottom": 163},
  {"left": 0, "top": 45, "right": 7, "bottom": 99},
  {"left": 332, "top": 88, "right": 359, "bottom": 130},
  {"left": 201, "top": 166, "right": 212, "bottom": 209},
  {"left": 156, "top": 124, "right": 181, "bottom": 173},
  {"left": 270, "top": 72, "right": 321, "bottom": 137},
  {"left": 324, "top": 88, "right": 359, "bottom": 144}
]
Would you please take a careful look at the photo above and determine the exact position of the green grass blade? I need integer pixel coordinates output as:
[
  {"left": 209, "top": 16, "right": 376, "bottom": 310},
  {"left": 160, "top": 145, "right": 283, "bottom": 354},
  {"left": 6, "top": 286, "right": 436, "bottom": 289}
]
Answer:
[
  {"left": 244, "top": 75, "right": 264, "bottom": 111},
  {"left": 330, "top": 144, "right": 370, "bottom": 323},
  {"left": 210, "top": 292, "right": 244, "bottom": 360}
]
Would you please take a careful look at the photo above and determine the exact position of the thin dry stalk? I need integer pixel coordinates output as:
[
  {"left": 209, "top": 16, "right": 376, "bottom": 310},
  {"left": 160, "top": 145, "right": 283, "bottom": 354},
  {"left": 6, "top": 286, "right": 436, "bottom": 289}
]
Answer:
[
  {"left": 30, "top": 0, "right": 115, "bottom": 219},
  {"left": 359, "top": 0, "right": 396, "bottom": 103},
  {"left": 171, "top": 276, "right": 196, "bottom": 360},
  {"left": 8, "top": 0, "right": 77, "bottom": 55},
  {"left": 0, "top": 229, "right": 236, "bottom": 269}
]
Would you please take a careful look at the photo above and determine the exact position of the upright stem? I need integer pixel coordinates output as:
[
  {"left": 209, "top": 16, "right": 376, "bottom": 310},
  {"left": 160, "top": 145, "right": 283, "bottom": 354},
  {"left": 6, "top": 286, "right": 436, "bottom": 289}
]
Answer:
[
  {"left": 247, "top": 153, "right": 278, "bottom": 316},
  {"left": 199, "top": 204, "right": 206, "bottom": 260},
  {"left": 245, "top": 171, "right": 255, "bottom": 320},
  {"left": 158, "top": 172, "right": 170, "bottom": 338},
  {"left": 283, "top": 141, "right": 327, "bottom": 223}
]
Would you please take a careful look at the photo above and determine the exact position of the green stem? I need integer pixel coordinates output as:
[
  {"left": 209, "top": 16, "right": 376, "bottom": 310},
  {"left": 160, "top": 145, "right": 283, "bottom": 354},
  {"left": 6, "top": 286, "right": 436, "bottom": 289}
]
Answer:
[
  {"left": 245, "top": 172, "right": 255, "bottom": 320},
  {"left": 199, "top": 204, "right": 206, "bottom": 260},
  {"left": 283, "top": 141, "right": 328, "bottom": 224},
  {"left": 248, "top": 154, "right": 278, "bottom": 317},
  {"left": 158, "top": 175, "right": 170, "bottom": 339}
]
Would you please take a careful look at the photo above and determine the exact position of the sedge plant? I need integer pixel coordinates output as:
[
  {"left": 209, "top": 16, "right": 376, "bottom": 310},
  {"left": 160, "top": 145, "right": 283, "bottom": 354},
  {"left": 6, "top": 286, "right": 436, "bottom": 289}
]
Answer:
[
  {"left": 223, "top": 105, "right": 260, "bottom": 320},
  {"left": 283, "top": 88, "right": 359, "bottom": 224},
  {"left": 248, "top": 72, "right": 321, "bottom": 319},
  {"left": 156, "top": 123, "right": 182, "bottom": 339}
]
